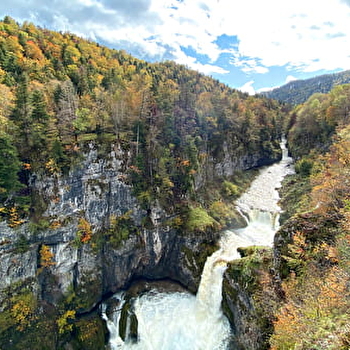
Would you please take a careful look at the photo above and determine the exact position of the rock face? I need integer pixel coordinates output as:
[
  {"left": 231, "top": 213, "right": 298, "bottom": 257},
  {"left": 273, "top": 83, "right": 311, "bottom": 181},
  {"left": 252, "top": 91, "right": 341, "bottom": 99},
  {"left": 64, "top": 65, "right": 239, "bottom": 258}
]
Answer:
[
  {"left": 222, "top": 248, "right": 281, "bottom": 350},
  {"left": 194, "top": 140, "right": 281, "bottom": 190},
  {"left": 0, "top": 142, "right": 220, "bottom": 309},
  {"left": 0, "top": 140, "right": 281, "bottom": 348}
]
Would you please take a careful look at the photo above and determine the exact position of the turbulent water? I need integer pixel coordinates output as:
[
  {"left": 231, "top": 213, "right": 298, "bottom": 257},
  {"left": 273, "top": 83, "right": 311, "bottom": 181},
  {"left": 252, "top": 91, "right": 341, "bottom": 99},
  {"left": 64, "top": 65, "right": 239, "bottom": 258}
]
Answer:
[{"left": 102, "top": 139, "right": 294, "bottom": 350}]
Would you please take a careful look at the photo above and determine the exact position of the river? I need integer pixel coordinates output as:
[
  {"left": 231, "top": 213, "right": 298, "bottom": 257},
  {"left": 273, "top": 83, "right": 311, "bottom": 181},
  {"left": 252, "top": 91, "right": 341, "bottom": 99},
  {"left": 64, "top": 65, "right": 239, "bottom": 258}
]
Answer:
[{"left": 102, "top": 139, "right": 294, "bottom": 349}]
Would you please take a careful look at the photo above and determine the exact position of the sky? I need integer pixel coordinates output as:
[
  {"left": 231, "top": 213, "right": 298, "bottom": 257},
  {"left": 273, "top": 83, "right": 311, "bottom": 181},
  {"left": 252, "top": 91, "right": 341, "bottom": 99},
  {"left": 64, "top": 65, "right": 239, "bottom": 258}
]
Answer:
[{"left": 1, "top": 0, "right": 350, "bottom": 94}]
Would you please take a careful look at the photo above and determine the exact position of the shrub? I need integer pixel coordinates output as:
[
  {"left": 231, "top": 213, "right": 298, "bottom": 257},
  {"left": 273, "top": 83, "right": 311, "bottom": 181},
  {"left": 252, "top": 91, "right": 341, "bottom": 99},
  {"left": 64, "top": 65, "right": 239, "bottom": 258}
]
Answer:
[{"left": 186, "top": 207, "right": 219, "bottom": 233}]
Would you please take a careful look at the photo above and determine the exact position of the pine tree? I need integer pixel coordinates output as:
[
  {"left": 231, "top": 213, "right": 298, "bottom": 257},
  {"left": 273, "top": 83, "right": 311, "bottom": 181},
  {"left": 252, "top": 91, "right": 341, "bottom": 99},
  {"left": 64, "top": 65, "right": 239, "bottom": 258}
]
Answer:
[
  {"left": 10, "top": 73, "right": 32, "bottom": 157},
  {"left": 0, "top": 132, "right": 22, "bottom": 201}
]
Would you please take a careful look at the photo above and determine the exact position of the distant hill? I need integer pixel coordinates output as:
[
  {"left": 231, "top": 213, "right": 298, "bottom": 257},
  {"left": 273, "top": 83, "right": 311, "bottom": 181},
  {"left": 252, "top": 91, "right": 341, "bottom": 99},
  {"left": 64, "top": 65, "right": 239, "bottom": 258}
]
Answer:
[{"left": 262, "top": 70, "right": 350, "bottom": 105}]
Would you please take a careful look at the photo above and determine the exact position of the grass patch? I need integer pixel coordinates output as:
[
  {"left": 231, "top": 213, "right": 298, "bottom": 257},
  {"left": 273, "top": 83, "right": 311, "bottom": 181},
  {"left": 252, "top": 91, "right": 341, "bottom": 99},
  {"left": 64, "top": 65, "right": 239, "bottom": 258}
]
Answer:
[{"left": 185, "top": 206, "right": 220, "bottom": 233}]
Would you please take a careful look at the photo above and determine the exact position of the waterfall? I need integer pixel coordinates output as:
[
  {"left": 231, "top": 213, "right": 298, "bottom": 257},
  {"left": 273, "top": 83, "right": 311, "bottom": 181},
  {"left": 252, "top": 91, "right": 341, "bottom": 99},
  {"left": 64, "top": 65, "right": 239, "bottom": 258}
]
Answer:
[
  {"left": 102, "top": 139, "right": 294, "bottom": 349},
  {"left": 101, "top": 292, "right": 127, "bottom": 348}
]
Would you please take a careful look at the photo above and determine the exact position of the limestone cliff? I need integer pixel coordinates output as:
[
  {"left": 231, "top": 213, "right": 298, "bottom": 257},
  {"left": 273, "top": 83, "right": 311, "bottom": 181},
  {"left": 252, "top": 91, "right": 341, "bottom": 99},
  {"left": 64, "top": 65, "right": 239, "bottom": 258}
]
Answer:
[{"left": 0, "top": 139, "right": 281, "bottom": 349}]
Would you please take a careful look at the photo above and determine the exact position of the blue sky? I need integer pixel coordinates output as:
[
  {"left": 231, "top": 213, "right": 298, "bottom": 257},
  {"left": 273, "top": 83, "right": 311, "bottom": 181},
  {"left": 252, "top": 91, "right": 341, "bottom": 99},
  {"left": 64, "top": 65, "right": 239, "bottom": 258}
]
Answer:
[{"left": 1, "top": 0, "right": 350, "bottom": 94}]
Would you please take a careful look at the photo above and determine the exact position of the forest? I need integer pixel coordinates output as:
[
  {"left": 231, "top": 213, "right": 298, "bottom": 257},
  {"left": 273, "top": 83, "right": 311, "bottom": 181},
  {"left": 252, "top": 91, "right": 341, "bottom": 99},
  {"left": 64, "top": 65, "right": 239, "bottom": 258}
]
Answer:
[
  {"left": 262, "top": 69, "right": 350, "bottom": 105},
  {"left": 0, "top": 15, "right": 284, "bottom": 226},
  {"left": 269, "top": 84, "right": 350, "bottom": 349},
  {"left": 0, "top": 15, "right": 350, "bottom": 349}
]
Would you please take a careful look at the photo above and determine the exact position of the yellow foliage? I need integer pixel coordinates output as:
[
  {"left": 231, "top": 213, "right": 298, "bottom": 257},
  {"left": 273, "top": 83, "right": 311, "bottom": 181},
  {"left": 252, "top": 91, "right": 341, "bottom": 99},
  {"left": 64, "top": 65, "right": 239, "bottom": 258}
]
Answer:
[
  {"left": 180, "top": 159, "right": 191, "bottom": 167},
  {"left": 77, "top": 218, "right": 92, "bottom": 243},
  {"left": 10, "top": 292, "right": 37, "bottom": 332},
  {"left": 8, "top": 206, "right": 24, "bottom": 228},
  {"left": 271, "top": 267, "right": 350, "bottom": 349},
  {"left": 45, "top": 158, "right": 59, "bottom": 174},
  {"left": 49, "top": 220, "right": 61, "bottom": 229},
  {"left": 39, "top": 244, "right": 55, "bottom": 268},
  {"left": 57, "top": 310, "right": 76, "bottom": 334}
]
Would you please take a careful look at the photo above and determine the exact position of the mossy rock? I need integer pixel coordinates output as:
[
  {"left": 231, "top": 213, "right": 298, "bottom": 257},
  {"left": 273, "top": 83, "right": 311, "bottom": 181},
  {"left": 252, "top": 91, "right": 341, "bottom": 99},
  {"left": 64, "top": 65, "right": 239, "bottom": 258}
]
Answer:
[
  {"left": 222, "top": 247, "right": 278, "bottom": 350},
  {"left": 237, "top": 246, "right": 270, "bottom": 258},
  {"left": 73, "top": 314, "right": 108, "bottom": 350},
  {"left": 182, "top": 242, "right": 219, "bottom": 283},
  {"left": 119, "top": 298, "right": 138, "bottom": 342}
]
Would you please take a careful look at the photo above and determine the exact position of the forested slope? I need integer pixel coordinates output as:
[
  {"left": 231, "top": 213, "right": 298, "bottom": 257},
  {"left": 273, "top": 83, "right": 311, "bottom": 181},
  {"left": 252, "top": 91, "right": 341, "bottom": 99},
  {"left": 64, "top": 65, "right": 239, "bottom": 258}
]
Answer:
[
  {"left": 0, "top": 15, "right": 284, "bottom": 218},
  {"left": 0, "top": 16, "right": 286, "bottom": 349},
  {"left": 262, "top": 70, "right": 350, "bottom": 105},
  {"left": 269, "top": 84, "right": 350, "bottom": 349},
  {"left": 1, "top": 14, "right": 350, "bottom": 350}
]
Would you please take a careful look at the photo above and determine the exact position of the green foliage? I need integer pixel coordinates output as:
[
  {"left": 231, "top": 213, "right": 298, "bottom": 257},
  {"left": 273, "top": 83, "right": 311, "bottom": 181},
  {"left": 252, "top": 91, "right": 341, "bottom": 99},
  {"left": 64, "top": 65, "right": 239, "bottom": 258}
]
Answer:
[
  {"left": 0, "top": 281, "right": 38, "bottom": 336},
  {"left": 294, "top": 158, "right": 314, "bottom": 176},
  {"left": 263, "top": 69, "right": 350, "bottom": 105},
  {"left": 222, "top": 180, "right": 240, "bottom": 198},
  {"left": 209, "top": 201, "right": 237, "bottom": 226},
  {"left": 0, "top": 16, "right": 286, "bottom": 220},
  {"left": 106, "top": 211, "right": 139, "bottom": 248},
  {"left": 0, "top": 131, "right": 22, "bottom": 200},
  {"left": 14, "top": 234, "right": 29, "bottom": 253},
  {"left": 74, "top": 316, "right": 107, "bottom": 350},
  {"left": 50, "top": 139, "right": 70, "bottom": 173},
  {"left": 28, "top": 218, "right": 50, "bottom": 234},
  {"left": 185, "top": 206, "right": 220, "bottom": 233},
  {"left": 73, "top": 107, "right": 94, "bottom": 134},
  {"left": 287, "top": 84, "right": 350, "bottom": 159}
]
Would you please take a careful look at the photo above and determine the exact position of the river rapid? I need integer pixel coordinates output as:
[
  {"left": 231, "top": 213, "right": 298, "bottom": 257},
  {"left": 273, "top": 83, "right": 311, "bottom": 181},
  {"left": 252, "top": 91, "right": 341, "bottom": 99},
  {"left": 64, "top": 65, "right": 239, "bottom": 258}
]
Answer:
[{"left": 102, "top": 139, "right": 294, "bottom": 350}]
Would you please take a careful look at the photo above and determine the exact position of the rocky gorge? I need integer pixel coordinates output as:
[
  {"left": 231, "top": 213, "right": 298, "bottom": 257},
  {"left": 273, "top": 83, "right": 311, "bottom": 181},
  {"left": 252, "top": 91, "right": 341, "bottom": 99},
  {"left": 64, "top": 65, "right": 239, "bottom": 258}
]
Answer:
[{"left": 0, "top": 136, "right": 282, "bottom": 349}]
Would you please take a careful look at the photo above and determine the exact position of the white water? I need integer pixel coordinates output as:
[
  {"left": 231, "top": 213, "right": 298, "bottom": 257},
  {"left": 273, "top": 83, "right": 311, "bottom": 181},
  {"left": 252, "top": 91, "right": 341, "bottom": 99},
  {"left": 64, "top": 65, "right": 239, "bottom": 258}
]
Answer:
[{"left": 102, "top": 139, "right": 294, "bottom": 350}]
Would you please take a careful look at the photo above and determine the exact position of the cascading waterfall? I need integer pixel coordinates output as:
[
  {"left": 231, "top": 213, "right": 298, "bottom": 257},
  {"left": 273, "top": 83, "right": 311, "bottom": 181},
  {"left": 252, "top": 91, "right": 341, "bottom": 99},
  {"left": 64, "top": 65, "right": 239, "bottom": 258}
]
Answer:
[
  {"left": 102, "top": 138, "right": 294, "bottom": 350},
  {"left": 101, "top": 292, "right": 127, "bottom": 349}
]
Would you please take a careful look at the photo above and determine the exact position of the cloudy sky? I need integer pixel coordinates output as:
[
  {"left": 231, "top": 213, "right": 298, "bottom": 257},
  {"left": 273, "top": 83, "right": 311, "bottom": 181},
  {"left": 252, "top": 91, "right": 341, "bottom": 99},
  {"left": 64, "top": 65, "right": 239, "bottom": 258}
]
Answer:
[{"left": 1, "top": 0, "right": 350, "bottom": 94}]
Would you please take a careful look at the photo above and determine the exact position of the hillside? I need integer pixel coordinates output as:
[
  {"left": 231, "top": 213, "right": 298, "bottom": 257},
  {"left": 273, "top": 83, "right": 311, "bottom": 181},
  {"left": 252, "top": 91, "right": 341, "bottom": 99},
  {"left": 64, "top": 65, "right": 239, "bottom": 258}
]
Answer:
[
  {"left": 2, "top": 15, "right": 350, "bottom": 350},
  {"left": 269, "top": 86, "right": 350, "bottom": 349},
  {"left": 0, "top": 16, "right": 286, "bottom": 349},
  {"left": 0, "top": 15, "right": 285, "bottom": 211},
  {"left": 262, "top": 70, "right": 350, "bottom": 105}
]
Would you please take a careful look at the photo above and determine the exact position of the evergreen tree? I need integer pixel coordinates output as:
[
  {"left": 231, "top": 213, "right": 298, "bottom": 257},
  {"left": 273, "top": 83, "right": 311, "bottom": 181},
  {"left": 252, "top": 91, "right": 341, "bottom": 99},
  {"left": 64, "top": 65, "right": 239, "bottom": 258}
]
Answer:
[
  {"left": 29, "top": 89, "right": 49, "bottom": 158},
  {"left": 10, "top": 73, "right": 32, "bottom": 157},
  {"left": 0, "top": 132, "right": 22, "bottom": 201}
]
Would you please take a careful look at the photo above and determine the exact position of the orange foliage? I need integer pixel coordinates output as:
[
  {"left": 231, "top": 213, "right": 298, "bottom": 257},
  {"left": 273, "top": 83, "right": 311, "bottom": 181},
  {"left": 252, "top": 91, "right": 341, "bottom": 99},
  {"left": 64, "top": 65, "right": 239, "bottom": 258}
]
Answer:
[
  {"left": 8, "top": 206, "right": 24, "bottom": 228},
  {"left": 39, "top": 244, "right": 55, "bottom": 268},
  {"left": 181, "top": 159, "right": 190, "bottom": 167},
  {"left": 129, "top": 165, "right": 141, "bottom": 174},
  {"left": 271, "top": 267, "right": 350, "bottom": 349},
  {"left": 25, "top": 40, "right": 45, "bottom": 61},
  {"left": 77, "top": 218, "right": 92, "bottom": 243}
]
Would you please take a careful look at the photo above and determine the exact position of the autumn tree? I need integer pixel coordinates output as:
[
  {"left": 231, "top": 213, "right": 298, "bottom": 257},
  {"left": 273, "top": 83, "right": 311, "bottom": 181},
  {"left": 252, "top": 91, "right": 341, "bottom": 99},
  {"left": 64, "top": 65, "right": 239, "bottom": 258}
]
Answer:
[
  {"left": 76, "top": 217, "right": 92, "bottom": 244},
  {"left": 39, "top": 244, "right": 55, "bottom": 268},
  {"left": 54, "top": 80, "right": 78, "bottom": 143}
]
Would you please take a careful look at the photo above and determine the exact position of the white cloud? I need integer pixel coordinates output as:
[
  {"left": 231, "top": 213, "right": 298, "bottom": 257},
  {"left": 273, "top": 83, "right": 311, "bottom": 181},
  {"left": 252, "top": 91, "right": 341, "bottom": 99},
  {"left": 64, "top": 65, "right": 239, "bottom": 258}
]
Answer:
[
  {"left": 207, "top": 0, "right": 350, "bottom": 72},
  {"left": 230, "top": 56, "right": 269, "bottom": 74},
  {"left": 1, "top": 0, "right": 350, "bottom": 81},
  {"left": 285, "top": 75, "right": 298, "bottom": 84},
  {"left": 170, "top": 45, "right": 229, "bottom": 74},
  {"left": 257, "top": 75, "right": 299, "bottom": 93},
  {"left": 238, "top": 80, "right": 256, "bottom": 95}
]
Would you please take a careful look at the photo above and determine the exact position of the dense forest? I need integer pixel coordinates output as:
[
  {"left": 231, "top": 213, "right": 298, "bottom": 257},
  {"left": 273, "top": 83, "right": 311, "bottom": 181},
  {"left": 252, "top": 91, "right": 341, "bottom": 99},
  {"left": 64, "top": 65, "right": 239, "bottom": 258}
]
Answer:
[
  {"left": 262, "top": 69, "right": 350, "bottom": 105},
  {"left": 0, "top": 15, "right": 284, "bottom": 219},
  {"left": 269, "top": 84, "right": 350, "bottom": 349},
  {"left": 0, "top": 16, "right": 285, "bottom": 349}
]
